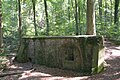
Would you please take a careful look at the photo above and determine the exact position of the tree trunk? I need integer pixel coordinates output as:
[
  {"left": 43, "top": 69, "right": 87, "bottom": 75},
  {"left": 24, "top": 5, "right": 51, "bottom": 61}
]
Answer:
[
  {"left": 44, "top": 0, "right": 49, "bottom": 36},
  {"left": 110, "top": 0, "right": 113, "bottom": 26},
  {"left": 78, "top": 0, "right": 81, "bottom": 34},
  {"left": 18, "top": 0, "right": 22, "bottom": 44},
  {"left": 114, "top": 0, "right": 119, "bottom": 25},
  {"left": 68, "top": 0, "right": 70, "bottom": 23},
  {"left": 104, "top": 0, "right": 107, "bottom": 26},
  {"left": 0, "top": 0, "right": 3, "bottom": 48},
  {"left": 32, "top": 0, "right": 38, "bottom": 36},
  {"left": 75, "top": 0, "right": 79, "bottom": 35},
  {"left": 81, "top": 0, "right": 85, "bottom": 34},
  {"left": 86, "top": 0, "right": 96, "bottom": 35},
  {"left": 99, "top": 0, "right": 102, "bottom": 23}
]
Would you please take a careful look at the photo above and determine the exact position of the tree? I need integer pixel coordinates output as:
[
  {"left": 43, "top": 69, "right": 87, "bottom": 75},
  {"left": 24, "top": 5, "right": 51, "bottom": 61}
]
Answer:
[
  {"left": 0, "top": 0, "right": 3, "bottom": 48},
  {"left": 75, "top": 0, "right": 79, "bottom": 35},
  {"left": 32, "top": 0, "right": 38, "bottom": 36},
  {"left": 110, "top": 0, "right": 113, "bottom": 25},
  {"left": 2, "top": 0, "right": 120, "bottom": 40},
  {"left": 78, "top": 0, "right": 81, "bottom": 34},
  {"left": 18, "top": 0, "right": 22, "bottom": 44},
  {"left": 68, "top": 0, "right": 70, "bottom": 23},
  {"left": 86, "top": 0, "right": 96, "bottom": 35},
  {"left": 99, "top": 0, "right": 102, "bottom": 24},
  {"left": 44, "top": 0, "right": 49, "bottom": 36},
  {"left": 104, "top": 0, "right": 107, "bottom": 26},
  {"left": 114, "top": 0, "right": 119, "bottom": 25}
]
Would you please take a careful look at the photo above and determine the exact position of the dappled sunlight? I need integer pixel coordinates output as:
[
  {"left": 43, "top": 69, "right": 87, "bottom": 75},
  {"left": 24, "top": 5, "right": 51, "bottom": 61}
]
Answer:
[
  {"left": 40, "top": 77, "right": 64, "bottom": 80},
  {"left": 65, "top": 77, "right": 89, "bottom": 80},
  {"left": 18, "top": 71, "right": 89, "bottom": 80},
  {"left": 111, "top": 49, "right": 120, "bottom": 56},
  {"left": 0, "top": 41, "right": 120, "bottom": 80},
  {"left": 19, "top": 72, "right": 52, "bottom": 80},
  {"left": 115, "top": 46, "right": 120, "bottom": 50},
  {"left": 114, "top": 71, "right": 120, "bottom": 75},
  {"left": 40, "top": 76, "right": 89, "bottom": 80},
  {"left": 105, "top": 45, "right": 120, "bottom": 60},
  {"left": 110, "top": 46, "right": 120, "bottom": 56},
  {"left": 1, "top": 0, "right": 120, "bottom": 79},
  {"left": 8, "top": 65, "right": 23, "bottom": 70}
]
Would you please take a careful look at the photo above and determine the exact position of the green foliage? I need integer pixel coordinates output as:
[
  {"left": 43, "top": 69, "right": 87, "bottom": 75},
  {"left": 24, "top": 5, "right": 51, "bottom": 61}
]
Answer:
[
  {"left": 1, "top": 0, "right": 120, "bottom": 52},
  {"left": 0, "top": 48, "right": 8, "bottom": 69},
  {"left": 2, "top": 0, "right": 18, "bottom": 52}
]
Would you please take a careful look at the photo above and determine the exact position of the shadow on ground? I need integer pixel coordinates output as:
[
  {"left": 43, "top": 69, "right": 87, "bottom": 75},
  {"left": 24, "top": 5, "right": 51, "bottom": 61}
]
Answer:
[{"left": 0, "top": 41, "right": 120, "bottom": 80}]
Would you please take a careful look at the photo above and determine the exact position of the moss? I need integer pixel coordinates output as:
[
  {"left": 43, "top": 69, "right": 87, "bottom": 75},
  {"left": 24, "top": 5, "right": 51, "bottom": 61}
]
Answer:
[
  {"left": 22, "top": 35, "right": 97, "bottom": 39},
  {"left": 97, "top": 62, "right": 104, "bottom": 73},
  {"left": 91, "top": 62, "right": 104, "bottom": 74},
  {"left": 16, "top": 41, "right": 29, "bottom": 63},
  {"left": 19, "top": 35, "right": 104, "bottom": 75}
]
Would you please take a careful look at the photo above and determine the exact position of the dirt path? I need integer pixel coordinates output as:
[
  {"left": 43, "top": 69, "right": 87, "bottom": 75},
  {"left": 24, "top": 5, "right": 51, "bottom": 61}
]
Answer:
[{"left": 0, "top": 41, "right": 120, "bottom": 80}]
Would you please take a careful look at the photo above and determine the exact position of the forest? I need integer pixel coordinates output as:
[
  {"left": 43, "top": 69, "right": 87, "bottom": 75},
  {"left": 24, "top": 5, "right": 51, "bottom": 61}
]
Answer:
[
  {"left": 0, "top": 0, "right": 120, "bottom": 80},
  {"left": 0, "top": 0, "right": 119, "bottom": 51}
]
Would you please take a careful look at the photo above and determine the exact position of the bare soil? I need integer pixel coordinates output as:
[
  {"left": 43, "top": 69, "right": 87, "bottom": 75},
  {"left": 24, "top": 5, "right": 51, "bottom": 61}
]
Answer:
[{"left": 0, "top": 41, "right": 120, "bottom": 80}]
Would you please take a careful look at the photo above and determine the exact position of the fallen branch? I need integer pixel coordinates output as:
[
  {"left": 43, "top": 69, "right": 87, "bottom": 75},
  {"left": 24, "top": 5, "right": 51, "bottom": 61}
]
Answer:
[
  {"left": 0, "top": 68, "right": 35, "bottom": 77},
  {"left": 0, "top": 71, "right": 23, "bottom": 77}
]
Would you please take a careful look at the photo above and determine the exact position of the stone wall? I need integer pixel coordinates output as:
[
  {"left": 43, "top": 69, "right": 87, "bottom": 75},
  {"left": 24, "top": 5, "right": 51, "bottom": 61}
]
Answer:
[{"left": 16, "top": 35, "right": 105, "bottom": 75}]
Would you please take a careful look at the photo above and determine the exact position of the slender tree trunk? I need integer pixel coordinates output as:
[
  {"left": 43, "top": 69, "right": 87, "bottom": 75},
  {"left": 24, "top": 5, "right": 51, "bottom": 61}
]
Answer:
[
  {"left": 81, "top": 1, "right": 84, "bottom": 34},
  {"left": 0, "top": 0, "right": 2, "bottom": 48},
  {"left": 86, "top": 0, "right": 96, "bottom": 35},
  {"left": 114, "top": 0, "right": 119, "bottom": 25},
  {"left": 18, "top": 0, "right": 22, "bottom": 44},
  {"left": 99, "top": 0, "right": 102, "bottom": 23},
  {"left": 78, "top": 0, "right": 81, "bottom": 34},
  {"left": 82, "top": 0, "right": 86, "bottom": 34},
  {"left": 104, "top": 0, "right": 107, "bottom": 26},
  {"left": 68, "top": 0, "right": 70, "bottom": 23},
  {"left": 44, "top": 0, "right": 49, "bottom": 36},
  {"left": 110, "top": 0, "right": 113, "bottom": 26},
  {"left": 32, "top": 0, "right": 38, "bottom": 36},
  {"left": 67, "top": 0, "right": 71, "bottom": 35},
  {"left": 16, "top": 0, "right": 18, "bottom": 11},
  {"left": 75, "top": 0, "right": 79, "bottom": 35}
]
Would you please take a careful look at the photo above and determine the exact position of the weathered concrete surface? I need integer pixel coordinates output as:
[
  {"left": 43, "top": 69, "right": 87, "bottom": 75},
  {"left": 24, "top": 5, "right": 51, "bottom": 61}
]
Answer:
[{"left": 16, "top": 35, "right": 105, "bottom": 75}]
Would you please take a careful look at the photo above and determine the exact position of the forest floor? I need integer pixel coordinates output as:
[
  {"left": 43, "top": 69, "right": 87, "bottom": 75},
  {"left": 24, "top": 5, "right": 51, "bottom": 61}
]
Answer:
[{"left": 0, "top": 40, "right": 120, "bottom": 80}]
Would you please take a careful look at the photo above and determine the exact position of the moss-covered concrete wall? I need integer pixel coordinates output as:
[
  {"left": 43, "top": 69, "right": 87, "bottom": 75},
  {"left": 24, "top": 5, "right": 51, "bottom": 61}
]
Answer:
[{"left": 16, "top": 35, "right": 105, "bottom": 75}]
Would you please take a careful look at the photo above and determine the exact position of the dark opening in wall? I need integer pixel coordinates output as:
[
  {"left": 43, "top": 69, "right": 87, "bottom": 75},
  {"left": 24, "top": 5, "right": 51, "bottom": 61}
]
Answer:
[
  {"left": 65, "top": 52, "right": 74, "bottom": 61},
  {"left": 65, "top": 46, "right": 74, "bottom": 61}
]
